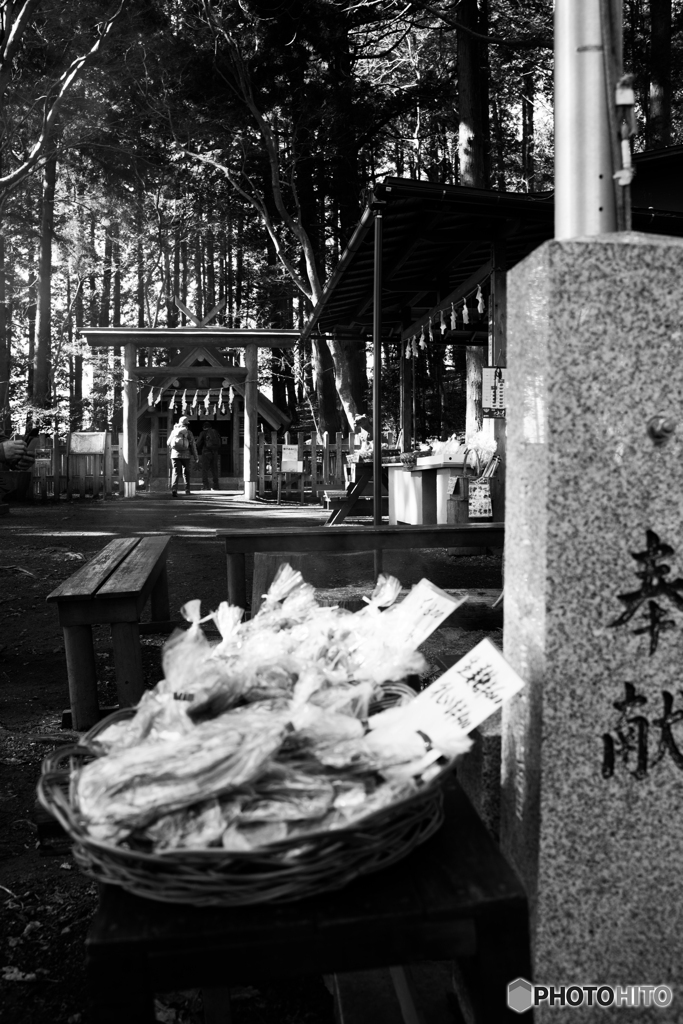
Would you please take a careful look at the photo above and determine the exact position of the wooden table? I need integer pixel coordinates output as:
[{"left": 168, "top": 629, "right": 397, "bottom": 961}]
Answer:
[
  {"left": 46, "top": 536, "right": 172, "bottom": 730},
  {"left": 85, "top": 780, "right": 531, "bottom": 1023},
  {"left": 217, "top": 523, "right": 505, "bottom": 609}
]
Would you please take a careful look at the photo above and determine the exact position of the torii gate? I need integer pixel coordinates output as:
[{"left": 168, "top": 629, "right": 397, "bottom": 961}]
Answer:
[{"left": 79, "top": 304, "right": 298, "bottom": 498}]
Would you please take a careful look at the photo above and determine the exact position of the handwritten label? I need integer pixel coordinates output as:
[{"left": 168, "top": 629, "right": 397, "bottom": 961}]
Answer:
[
  {"left": 368, "top": 638, "right": 526, "bottom": 760},
  {"left": 380, "top": 579, "right": 467, "bottom": 650},
  {"left": 281, "top": 444, "right": 298, "bottom": 464},
  {"left": 410, "top": 638, "right": 525, "bottom": 734}
]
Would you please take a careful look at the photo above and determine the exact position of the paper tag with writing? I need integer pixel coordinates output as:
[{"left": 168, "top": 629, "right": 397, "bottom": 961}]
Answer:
[
  {"left": 368, "top": 638, "right": 525, "bottom": 759},
  {"left": 376, "top": 579, "right": 467, "bottom": 650},
  {"left": 415, "top": 638, "right": 524, "bottom": 733}
]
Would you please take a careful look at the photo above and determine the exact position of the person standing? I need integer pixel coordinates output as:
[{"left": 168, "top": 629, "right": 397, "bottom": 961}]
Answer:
[
  {"left": 196, "top": 420, "right": 222, "bottom": 491},
  {"left": 167, "top": 416, "right": 198, "bottom": 497}
]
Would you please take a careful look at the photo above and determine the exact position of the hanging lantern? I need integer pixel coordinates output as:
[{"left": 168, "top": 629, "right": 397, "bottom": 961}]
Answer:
[{"left": 477, "top": 283, "right": 485, "bottom": 315}]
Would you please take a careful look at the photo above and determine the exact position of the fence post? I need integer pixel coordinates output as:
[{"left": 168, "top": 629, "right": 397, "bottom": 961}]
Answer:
[
  {"left": 257, "top": 430, "right": 266, "bottom": 496},
  {"left": 309, "top": 433, "right": 318, "bottom": 500},
  {"left": 297, "top": 431, "right": 305, "bottom": 503},
  {"left": 270, "top": 430, "right": 278, "bottom": 495},
  {"left": 320, "top": 431, "right": 328, "bottom": 488},
  {"left": 104, "top": 433, "right": 112, "bottom": 496}
]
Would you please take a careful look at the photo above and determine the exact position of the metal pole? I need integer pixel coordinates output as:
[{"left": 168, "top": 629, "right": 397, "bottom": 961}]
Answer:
[
  {"left": 372, "top": 206, "right": 383, "bottom": 528},
  {"left": 243, "top": 343, "right": 258, "bottom": 500},
  {"left": 122, "top": 342, "right": 137, "bottom": 498},
  {"left": 554, "top": 0, "right": 616, "bottom": 238}
]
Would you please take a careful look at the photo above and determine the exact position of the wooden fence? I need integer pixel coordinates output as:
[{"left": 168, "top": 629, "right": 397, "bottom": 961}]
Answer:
[
  {"left": 257, "top": 430, "right": 359, "bottom": 501},
  {"left": 28, "top": 434, "right": 121, "bottom": 499}
]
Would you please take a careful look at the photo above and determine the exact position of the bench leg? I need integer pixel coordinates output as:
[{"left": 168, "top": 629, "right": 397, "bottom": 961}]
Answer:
[
  {"left": 150, "top": 562, "right": 171, "bottom": 621},
  {"left": 110, "top": 622, "right": 145, "bottom": 707},
  {"left": 202, "top": 987, "right": 232, "bottom": 1023},
  {"left": 227, "top": 552, "right": 247, "bottom": 610},
  {"left": 63, "top": 624, "right": 100, "bottom": 731}
]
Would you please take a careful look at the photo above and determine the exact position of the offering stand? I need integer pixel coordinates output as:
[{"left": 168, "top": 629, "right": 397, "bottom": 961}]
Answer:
[
  {"left": 387, "top": 453, "right": 466, "bottom": 526},
  {"left": 85, "top": 779, "right": 531, "bottom": 1024}
]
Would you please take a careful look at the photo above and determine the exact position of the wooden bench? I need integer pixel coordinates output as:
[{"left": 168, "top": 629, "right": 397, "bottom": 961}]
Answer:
[
  {"left": 216, "top": 523, "right": 505, "bottom": 610},
  {"left": 85, "top": 779, "right": 531, "bottom": 1024},
  {"left": 46, "top": 536, "right": 172, "bottom": 731}
]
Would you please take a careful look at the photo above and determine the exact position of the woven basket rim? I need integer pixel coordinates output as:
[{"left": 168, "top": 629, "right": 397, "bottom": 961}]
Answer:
[{"left": 38, "top": 741, "right": 456, "bottom": 864}]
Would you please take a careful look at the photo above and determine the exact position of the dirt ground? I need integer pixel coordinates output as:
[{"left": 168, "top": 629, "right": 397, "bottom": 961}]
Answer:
[{"left": 0, "top": 492, "right": 502, "bottom": 1024}]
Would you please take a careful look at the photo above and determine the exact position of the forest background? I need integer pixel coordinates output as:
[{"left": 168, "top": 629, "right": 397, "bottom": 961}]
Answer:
[{"left": 0, "top": 0, "right": 679, "bottom": 445}]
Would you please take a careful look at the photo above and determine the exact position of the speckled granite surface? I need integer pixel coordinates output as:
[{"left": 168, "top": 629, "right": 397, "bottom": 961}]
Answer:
[{"left": 501, "top": 233, "right": 683, "bottom": 1021}]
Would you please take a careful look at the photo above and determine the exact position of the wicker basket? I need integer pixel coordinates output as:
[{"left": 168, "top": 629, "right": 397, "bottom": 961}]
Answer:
[{"left": 37, "top": 692, "right": 455, "bottom": 907}]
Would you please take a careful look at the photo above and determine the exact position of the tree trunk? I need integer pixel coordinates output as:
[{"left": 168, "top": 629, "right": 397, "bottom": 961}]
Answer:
[
  {"left": 0, "top": 231, "right": 9, "bottom": 433},
  {"left": 457, "top": 0, "right": 486, "bottom": 188},
  {"left": 136, "top": 206, "right": 145, "bottom": 331},
  {"left": 235, "top": 205, "right": 244, "bottom": 328},
  {"left": 26, "top": 241, "right": 36, "bottom": 413},
  {"left": 99, "top": 224, "right": 112, "bottom": 327},
  {"left": 205, "top": 216, "right": 215, "bottom": 314},
  {"left": 32, "top": 148, "right": 57, "bottom": 407},
  {"left": 73, "top": 269, "right": 83, "bottom": 431},
  {"left": 312, "top": 335, "right": 341, "bottom": 436},
  {"left": 458, "top": 2, "right": 486, "bottom": 441},
  {"left": 171, "top": 225, "right": 180, "bottom": 327},
  {"left": 180, "top": 235, "right": 188, "bottom": 324},
  {"left": 227, "top": 205, "right": 234, "bottom": 326},
  {"left": 649, "top": 0, "right": 672, "bottom": 147},
  {"left": 521, "top": 62, "right": 535, "bottom": 190}
]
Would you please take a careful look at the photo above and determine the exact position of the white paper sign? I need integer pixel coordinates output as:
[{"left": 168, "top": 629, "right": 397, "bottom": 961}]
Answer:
[
  {"left": 70, "top": 432, "right": 106, "bottom": 455},
  {"left": 377, "top": 579, "right": 467, "bottom": 650},
  {"left": 482, "top": 367, "right": 506, "bottom": 417},
  {"left": 281, "top": 444, "right": 298, "bottom": 464},
  {"left": 413, "top": 638, "right": 524, "bottom": 734}
]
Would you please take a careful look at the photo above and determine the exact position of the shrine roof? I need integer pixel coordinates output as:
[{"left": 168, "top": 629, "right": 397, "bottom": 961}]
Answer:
[{"left": 303, "top": 170, "right": 683, "bottom": 342}]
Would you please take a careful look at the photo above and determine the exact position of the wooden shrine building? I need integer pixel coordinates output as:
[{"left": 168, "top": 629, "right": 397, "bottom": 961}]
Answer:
[
  {"left": 301, "top": 167, "right": 683, "bottom": 520},
  {"left": 79, "top": 322, "right": 298, "bottom": 498}
]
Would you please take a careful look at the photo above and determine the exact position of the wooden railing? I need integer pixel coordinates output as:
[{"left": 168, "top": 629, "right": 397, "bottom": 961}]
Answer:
[{"left": 28, "top": 434, "right": 121, "bottom": 499}]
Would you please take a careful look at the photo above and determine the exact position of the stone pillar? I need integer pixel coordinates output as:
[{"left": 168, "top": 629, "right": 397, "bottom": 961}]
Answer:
[
  {"left": 121, "top": 343, "right": 137, "bottom": 498},
  {"left": 502, "top": 233, "right": 683, "bottom": 1018},
  {"left": 243, "top": 344, "right": 258, "bottom": 499}
]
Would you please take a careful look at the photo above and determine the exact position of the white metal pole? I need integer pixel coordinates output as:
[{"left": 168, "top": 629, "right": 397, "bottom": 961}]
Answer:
[{"left": 554, "top": 0, "right": 616, "bottom": 239}]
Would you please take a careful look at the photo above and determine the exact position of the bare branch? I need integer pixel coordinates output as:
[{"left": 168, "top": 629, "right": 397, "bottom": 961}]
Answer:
[
  {"left": 0, "top": 0, "right": 128, "bottom": 197},
  {"left": 410, "top": 1, "right": 551, "bottom": 50}
]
